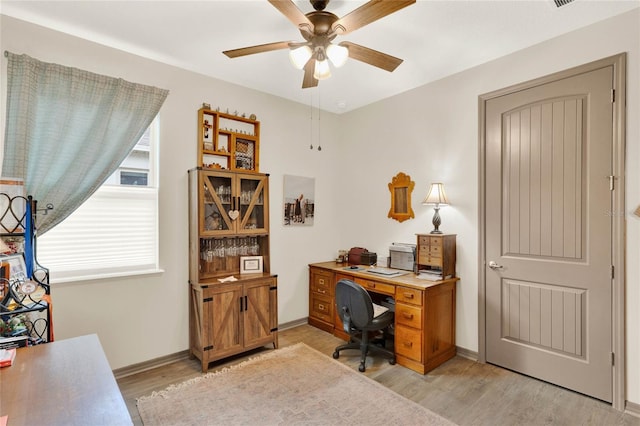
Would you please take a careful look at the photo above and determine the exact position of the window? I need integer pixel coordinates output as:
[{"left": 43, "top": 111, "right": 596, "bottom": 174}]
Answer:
[
  {"left": 120, "top": 171, "right": 148, "bottom": 186},
  {"left": 37, "top": 119, "right": 159, "bottom": 282}
]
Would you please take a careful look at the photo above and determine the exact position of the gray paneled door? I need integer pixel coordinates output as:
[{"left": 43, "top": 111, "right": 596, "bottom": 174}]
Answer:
[{"left": 484, "top": 65, "right": 614, "bottom": 402}]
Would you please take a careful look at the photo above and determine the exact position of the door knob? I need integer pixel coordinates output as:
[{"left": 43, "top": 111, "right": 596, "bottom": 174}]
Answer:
[{"left": 488, "top": 261, "right": 503, "bottom": 270}]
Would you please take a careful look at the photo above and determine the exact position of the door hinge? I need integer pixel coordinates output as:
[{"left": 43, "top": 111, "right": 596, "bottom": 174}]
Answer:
[
  {"left": 611, "top": 352, "right": 615, "bottom": 366},
  {"left": 611, "top": 89, "right": 615, "bottom": 103},
  {"left": 608, "top": 175, "right": 615, "bottom": 191},
  {"left": 611, "top": 265, "right": 615, "bottom": 279}
]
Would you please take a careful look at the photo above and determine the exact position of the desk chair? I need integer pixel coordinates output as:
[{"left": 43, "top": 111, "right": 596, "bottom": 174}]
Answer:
[{"left": 332, "top": 279, "right": 396, "bottom": 372}]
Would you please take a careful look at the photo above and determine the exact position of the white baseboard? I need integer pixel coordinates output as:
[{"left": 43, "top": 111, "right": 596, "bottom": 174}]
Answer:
[
  {"left": 113, "top": 349, "right": 190, "bottom": 379},
  {"left": 626, "top": 400, "right": 640, "bottom": 418},
  {"left": 456, "top": 346, "right": 478, "bottom": 361}
]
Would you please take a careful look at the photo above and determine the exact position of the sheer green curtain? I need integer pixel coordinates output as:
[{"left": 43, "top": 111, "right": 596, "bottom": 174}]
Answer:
[{"left": 2, "top": 52, "right": 169, "bottom": 233}]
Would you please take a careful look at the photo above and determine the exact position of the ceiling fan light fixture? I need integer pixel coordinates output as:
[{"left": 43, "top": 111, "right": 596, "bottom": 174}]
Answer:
[
  {"left": 289, "top": 45, "right": 313, "bottom": 69},
  {"left": 326, "top": 43, "right": 348, "bottom": 68},
  {"left": 313, "top": 58, "right": 331, "bottom": 80}
]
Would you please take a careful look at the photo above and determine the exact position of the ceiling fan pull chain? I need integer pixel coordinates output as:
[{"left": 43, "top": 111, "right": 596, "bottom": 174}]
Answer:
[
  {"left": 309, "top": 90, "right": 314, "bottom": 150},
  {"left": 317, "top": 89, "right": 322, "bottom": 151}
]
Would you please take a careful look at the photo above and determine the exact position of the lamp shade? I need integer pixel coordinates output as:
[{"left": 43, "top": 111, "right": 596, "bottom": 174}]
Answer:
[
  {"left": 313, "top": 59, "right": 331, "bottom": 80},
  {"left": 289, "top": 45, "right": 313, "bottom": 70},
  {"left": 422, "top": 183, "right": 449, "bottom": 206},
  {"left": 326, "top": 43, "right": 348, "bottom": 68}
]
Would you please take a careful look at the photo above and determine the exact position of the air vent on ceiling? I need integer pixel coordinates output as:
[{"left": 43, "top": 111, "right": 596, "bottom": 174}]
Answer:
[{"left": 553, "top": 0, "right": 575, "bottom": 7}]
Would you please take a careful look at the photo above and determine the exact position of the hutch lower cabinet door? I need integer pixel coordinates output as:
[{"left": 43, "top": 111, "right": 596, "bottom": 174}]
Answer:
[{"left": 190, "top": 276, "right": 278, "bottom": 372}]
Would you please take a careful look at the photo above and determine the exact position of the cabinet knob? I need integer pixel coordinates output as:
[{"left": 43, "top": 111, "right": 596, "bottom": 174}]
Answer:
[
  {"left": 319, "top": 279, "right": 324, "bottom": 284},
  {"left": 318, "top": 304, "right": 326, "bottom": 311}
]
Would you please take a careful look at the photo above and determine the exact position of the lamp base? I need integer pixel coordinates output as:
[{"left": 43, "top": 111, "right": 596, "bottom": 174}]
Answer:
[{"left": 430, "top": 206, "right": 443, "bottom": 234}]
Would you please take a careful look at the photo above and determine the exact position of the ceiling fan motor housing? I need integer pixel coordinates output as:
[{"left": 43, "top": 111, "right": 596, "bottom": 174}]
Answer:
[
  {"left": 304, "top": 11, "right": 339, "bottom": 37},
  {"left": 310, "top": 0, "right": 329, "bottom": 11}
]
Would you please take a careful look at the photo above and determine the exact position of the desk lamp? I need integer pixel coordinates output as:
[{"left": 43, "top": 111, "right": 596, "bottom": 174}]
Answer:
[{"left": 422, "top": 183, "right": 449, "bottom": 234}]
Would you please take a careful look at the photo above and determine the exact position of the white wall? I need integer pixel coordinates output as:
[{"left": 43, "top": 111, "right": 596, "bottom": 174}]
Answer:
[
  {"left": 1, "top": 7, "right": 638, "bottom": 405},
  {"left": 0, "top": 14, "right": 343, "bottom": 370},
  {"left": 336, "top": 9, "right": 640, "bottom": 404}
]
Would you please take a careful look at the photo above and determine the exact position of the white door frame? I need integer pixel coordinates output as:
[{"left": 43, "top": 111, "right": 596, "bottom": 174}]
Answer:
[{"left": 477, "top": 53, "right": 626, "bottom": 411}]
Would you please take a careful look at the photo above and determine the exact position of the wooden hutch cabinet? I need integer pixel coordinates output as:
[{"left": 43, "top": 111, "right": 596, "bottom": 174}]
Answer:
[
  {"left": 189, "top": 168, "right": 277, "bottom": 372},
  {"left": 189, "top": 108, "right": 276, "bottom": 373}
]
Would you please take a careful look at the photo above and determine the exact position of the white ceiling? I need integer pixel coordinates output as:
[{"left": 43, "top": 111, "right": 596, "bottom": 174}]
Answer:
[{"left": 1, "top": 0, "right": 638, "bottom": 113}]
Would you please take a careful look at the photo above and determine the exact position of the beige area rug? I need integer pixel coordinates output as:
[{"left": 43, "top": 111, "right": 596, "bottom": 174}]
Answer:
[{"left": 137, "top": 342, "right": 454, "bottom": 426}]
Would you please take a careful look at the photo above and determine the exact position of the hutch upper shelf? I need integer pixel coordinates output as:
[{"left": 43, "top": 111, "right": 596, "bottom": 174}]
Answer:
[{"left": 198, "top": 107, "right": 260, "bottom": 173}]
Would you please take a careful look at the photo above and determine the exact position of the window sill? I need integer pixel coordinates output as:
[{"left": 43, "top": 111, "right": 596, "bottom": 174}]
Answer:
[{"left": 50, "top": 268, "right": 165, "bottom": 286}]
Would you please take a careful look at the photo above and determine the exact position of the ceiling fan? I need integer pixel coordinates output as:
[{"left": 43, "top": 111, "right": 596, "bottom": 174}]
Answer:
[{"left": 223, "top": 0, "right": 416, "bottom": 89}]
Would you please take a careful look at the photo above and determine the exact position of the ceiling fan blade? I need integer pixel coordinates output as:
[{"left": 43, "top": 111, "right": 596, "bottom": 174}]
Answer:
[
  {"left": 302, "top": 59, "right": 318, "bottom": 89},
  {"left": 268, "top": 0, "right": 313, "bottom": 28},
  {"left": 223, "top": 41, "right": 293, "bottom": 58},
  {"left": 340, "top": 41, "right": 403, "bottom": 72},
  {"left": 332, "top": 0, "right": 415, "bottom": 34}
]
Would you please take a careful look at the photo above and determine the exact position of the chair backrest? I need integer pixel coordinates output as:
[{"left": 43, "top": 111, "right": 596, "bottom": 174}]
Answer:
[{"left": 335, "top": 279, "right": 374, "bottom": 330}]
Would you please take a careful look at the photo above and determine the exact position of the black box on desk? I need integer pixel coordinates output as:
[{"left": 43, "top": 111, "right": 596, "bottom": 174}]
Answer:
[{"left": 360, "top": 252, "right": 377, "bottom": 265}]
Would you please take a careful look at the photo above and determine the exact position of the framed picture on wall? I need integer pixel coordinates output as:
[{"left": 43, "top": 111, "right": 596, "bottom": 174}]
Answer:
[{"left": 283, "top": 175, "right": 315, "bottom": 226}]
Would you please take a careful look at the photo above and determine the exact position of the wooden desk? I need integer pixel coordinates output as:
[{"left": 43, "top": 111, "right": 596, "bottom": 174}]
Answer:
[
  {"left": 309, "top": 262, "right": 459, "bottom": 374},
  {"left": 0, "top": 334, "right": 132, "bottom": 426}
]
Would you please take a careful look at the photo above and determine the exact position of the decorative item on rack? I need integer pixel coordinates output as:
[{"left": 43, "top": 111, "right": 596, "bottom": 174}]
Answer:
[
  {"left": 422, "top": 182, "right": 449, "bottom": 234},
  {"left": 240, "top": 256, "right": 263, "bottom": 274}
]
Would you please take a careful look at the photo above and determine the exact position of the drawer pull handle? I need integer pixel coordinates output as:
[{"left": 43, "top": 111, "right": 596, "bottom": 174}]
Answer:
[
  {"left": 403, "top": 293, "right": 414, "bottom": 299},
  {"left": 319, "top": 279, "right": 325, "bottom": 284},
  {"left": 402, "top": 312, "right": 414, "bottom": 319},
  {"left": 318, "top": 289, "right": 326, "bottom": 294},
  {"left": 403, "top": 341, "right": 413, "bottom": 348}
]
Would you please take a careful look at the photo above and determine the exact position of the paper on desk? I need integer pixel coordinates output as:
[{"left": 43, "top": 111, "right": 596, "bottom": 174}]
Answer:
[{"left": 218, "top": 276, "right": 238, "bottom": 283}]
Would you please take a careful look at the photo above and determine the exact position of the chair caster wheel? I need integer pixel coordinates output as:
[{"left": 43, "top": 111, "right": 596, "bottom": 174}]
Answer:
[
  {"left": 332, "top": 351, "right": 339, "bottom": 359},
  {"left": 359, "top": 363, "right": 366, "bottom": 372},
  {"left": 389, "top": 358, "right": 396, "bottom": 365}
]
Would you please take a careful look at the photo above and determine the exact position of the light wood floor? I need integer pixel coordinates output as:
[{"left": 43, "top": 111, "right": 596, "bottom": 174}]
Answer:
[{"left": 117, "top": 324, "right": 640, "bottom": 426}]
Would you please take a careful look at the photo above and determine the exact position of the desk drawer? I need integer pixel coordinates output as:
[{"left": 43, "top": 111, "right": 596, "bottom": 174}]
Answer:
[
  {"left": 419, "top": 235, "right": 443, "bottom": 246},
  {"left": 396, "top": 304, "right": 422, "bottom": 329},
  {"left": 395, "top": 287, "right": 423, "bottom": 306},
  {"left": 354, "top": 278, "right": 395, "bottom": 296},
  {"left": 311, "top": 270, "right": 334, "bottom": 296},
  {"left": 310, "top": 294, "right": 333, "bottom": 323},
  {"left": 310, "top": 281, "right": 332, "bottom": 297},
  {"left": 418, "top": 255, "right": 443, "bottom": 267},
  {"left": 395, "top": 325, "right": 422, "bottom": 362}
]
